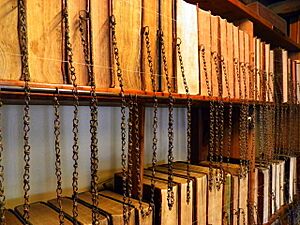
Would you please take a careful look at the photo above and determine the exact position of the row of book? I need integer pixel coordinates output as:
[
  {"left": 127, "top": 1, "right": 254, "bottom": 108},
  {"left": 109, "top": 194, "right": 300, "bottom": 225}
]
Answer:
[{"left": 1, "top": 0, "right": 299, "bottom": 103}]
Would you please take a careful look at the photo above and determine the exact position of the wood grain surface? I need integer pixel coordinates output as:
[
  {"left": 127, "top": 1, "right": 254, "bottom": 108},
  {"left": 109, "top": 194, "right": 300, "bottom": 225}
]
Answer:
[
  {"left": 27, "top": 0, "right": 63, "bottom": 84},
  {"left": 4, "top": 210, "right": 23, "bottom": 225},
  {"left": 0, "top": 0, "right": 21, "bottom": 81},
  {"left": 111, "top": 0, "right": 142, "bottom": 90}
]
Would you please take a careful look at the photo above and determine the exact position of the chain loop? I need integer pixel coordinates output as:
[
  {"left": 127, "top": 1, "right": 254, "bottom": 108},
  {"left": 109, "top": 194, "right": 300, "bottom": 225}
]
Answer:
[
  {"left": 158, "top": 30, "right": 174, "bottom": 210},
  {"left": 176, "top": 38, "right": 192, "bottom": 203}
]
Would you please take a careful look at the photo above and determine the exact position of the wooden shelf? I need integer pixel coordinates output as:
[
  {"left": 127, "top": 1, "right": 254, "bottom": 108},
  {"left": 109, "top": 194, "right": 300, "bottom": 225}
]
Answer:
[
  {"left": 0, "top": 80, "right": 264, "bottom": 106},
  {"left": 186, "top": 0, "right": 300, "bottom": 51}
]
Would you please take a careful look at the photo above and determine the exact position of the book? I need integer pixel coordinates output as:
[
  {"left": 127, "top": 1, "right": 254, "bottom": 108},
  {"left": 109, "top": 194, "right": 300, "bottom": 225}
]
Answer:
[
  {"left": 27, "top": 0, "right": 64, "bottom": 84},
  {"left": 233, "top": 25, "right": 240, "bottom": 99},
  {"left": 283, "top": 50, "right": 288, "bottom": 103},
  {"left": 198, "top": 9, "right": 212, "bottom": 97},
  {"left": 0, "top": 1, "right": 21, "bottom": 81},
  {"left": 154, "top": 166, "right": 207, "bottom": 225},
  {"left": 175, "top": 0, "right": 199, "bottom": 95},
  {"left": 210, "top": 15, "right": 221, "bottom": 97},
  {"left": 239, "top": 30, "right": 245, "bottom": 99},
  {"left": 171, "top": 162, "right": 223, "bottom": 225},
  {"left": 260, "top": 41, "right": 266, "bottom": 102},
  {"left": 90, "top": 0, "right": 112, "bottom": 88},
  {"left": 48, "top": 197, "right": 109, "bottom": 225},
  {"left": 226, "top": 22, "right": 235, "bottom": 100},
  {"left": 265, "top": 44, "right": 270, "bottom": 102},
  {"left": 159, "top": 0, "right": 176, "bottom": 92},
  {"left": 270, "top": 50, "right": 275, "bottom": 102},
  {"left": 274, "top": 48, "right": 288, "bottom": 103},
  {"left": 244, "top": 32, "right": 250, "bottom": 100},
  {"left": 99, "top": 190, "right": 153, "bottom": 225},
  {"left": 111, "top": 0, "right": 142, "bottom": 90},
  {"left": 220, "top": 18, "right": 228, "bottom": 98},
  {"left": 144, "top": 169, "right": 193, "bottom": 225},
  {"left": 15, "top": 202, "right": 73, "bottom": 224},
  {"left": 255, "top": 38, "right": 261, "bottom": 101},
  {"left": 141, "top": 0, "right": 159, "bottom": 91},
  {"left": 256, "top": 166, "right": 270, "bottom": 224},
  {"left": 79, "top": 191, "right": 136, "bottom": 225}
]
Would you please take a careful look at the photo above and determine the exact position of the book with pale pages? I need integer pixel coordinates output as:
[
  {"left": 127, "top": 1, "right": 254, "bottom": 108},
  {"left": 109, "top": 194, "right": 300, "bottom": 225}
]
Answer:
[
  {"left": 255, "top": 38, "right": 261, "bottom": 100},
  {"left": 210, "top": 15, "right": 221, "bottom": 97},
  {"left": 90, "top": 0, "right": 112, "bottom": 88},
  {"left": 15, "top": 202, "right": 73, "bottom": 225},
  {"left": 233, "top": 25, "right": 240, "bottom": 99},
  {"left": 283, "top": 50, "right": 288, "bottom": 103},
  {"left": 171, "top": 162, "right": 223, "bottom": 225},
  {"left": 111, "top": 0, "right": 142, "bottom": 90},
  {"left": 154, "top": 166, "right": 207, "bottom": 225},
  {"left": 270, "top": 50, "right": 275, "bottom": 102},
  {"left": 253, "top": 168, "right": 258, "bottom": 224},
  {"left": 99, "top": 190, "right": 152, "bottom": 225},
  {"left": 175, "top": 0, "right": 199, "bottom": 95},
  {"left": 141, "top": 0, "right": 159, "bottom": 91},
  {"left": 198, "top": 9, "right": 212, "bottom": 97},
  {"left": 78, "top": 191, "right": 136, "bottom": 225},
  {"left": 220, "top": 18, "right": 228, "bottom": 98},
  {"left": 239, "top": 30, "right": 245, "bottom": 99},
  {"left": 226, "top": 22, "right": 235, "bottom": 100},
  {"left": 0, "top": 1, "right": 21, "bottom": 81},
  {"left": 144, "top": 169, "right": 193, "bottom": 225},
  {"left": 297, "top": 62, "right": 300, "bottom": 102},
  {"left": 27, "top": 1, "right": 64, "bottom": 84},
  {"left": 48, "top": 197, "right": 108, "bottom": 225},
  {"left": 265, "top": 44, "right": 270, "bottom": 102},
  {"left": 244, "top": 32, "right": 250, "bottom": 100},
  {"left": 279, "top": 160, "right": 285, "bottom": 206}
]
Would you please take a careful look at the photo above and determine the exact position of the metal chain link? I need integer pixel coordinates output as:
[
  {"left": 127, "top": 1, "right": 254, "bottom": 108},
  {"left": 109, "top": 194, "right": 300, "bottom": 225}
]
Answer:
[
  {"left": 158, "top": 30, "right": 175, "bottom": 210},
  {"left": 176, "top": 38, "right": 192, "bottom": 203},
  {"left": 53, "top": 90, "right": 65, "bottom": 225},
  {"left": 110, "top": 15, "right": 130, "bottom": 224},
  {"left": 0, "top": 90, "right": 5, "bottom": 225},
  {"left": 200, "top": 45, "right": 215, "bottom": 191},
  {"left": 78, "top": 8, "right": 100, "bottom": 224},
  {"left": 140, "top": 26, "right": 158, "bottom": 216},
  {"left": 63, "top": 1, "right": 80, "bottom": 223}
]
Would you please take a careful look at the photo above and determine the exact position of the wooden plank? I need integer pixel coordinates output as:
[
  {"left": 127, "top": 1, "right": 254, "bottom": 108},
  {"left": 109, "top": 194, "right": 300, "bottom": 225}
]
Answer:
[
  {"left": 141, "top": 0, "right": 159, "bottom": 91},
  {"left": 5, "top": 210, "right": 23, "bottom": 225},
  {"left": 210, "top": 15, "right": 221, "bottom": 97},
  {"left": 176, "top": 0, "right": 199, "bottom": 95},
  {"left": 0, "top": 0, "right": 21, "bottom": 81},
  {"left": 198, "top": 8, "right": 212, "bottom": 97},
  {"left": 111, "top": 0, "right": 142, "bottom": 90},
  {"left": 226, "top": 22, "right": 235, "bottom": 99},
  {"left": 90, "top": 0, "right": 112, "bottom": 88},
  {"left": 159, "top": 0, "right": 175, "bottom": 92},
  {"left": 27, "top": 0, "right": 63, "bottom": 84}
]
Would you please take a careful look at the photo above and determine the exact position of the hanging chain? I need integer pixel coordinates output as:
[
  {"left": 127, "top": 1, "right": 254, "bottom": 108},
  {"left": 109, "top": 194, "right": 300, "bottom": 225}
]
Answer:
[
  {"left": 220, "top": 56, "right": 233, "bottom": 170},
  {"left": 141, "top": 26, "right": 158, "bottom": 216},
  {"left": 78, "top": 9, "right": 100, "bottom": 224},
  {"left": 63, "top": 1, "right": 80, "bottom": 223},
  {"left": 110, "top": 15, "right": 130, "bottom": 224},
  {"left": 200, "top": 45, "right": 215, "bottom": 191},
  {"left": 53, "top": 90, "right": 65, "bottom": 225},
  {"left": 158, "top": 30, "right": 175, "bottom": 210},
  {"left": 0, "top": 90, "right": 5, "bottom": 225},
  {"left": 176, "top": 38, "right": 192, "bottom": 203},
  {"left": 18, "top": 0, "right": 31, "bottom": 222}
]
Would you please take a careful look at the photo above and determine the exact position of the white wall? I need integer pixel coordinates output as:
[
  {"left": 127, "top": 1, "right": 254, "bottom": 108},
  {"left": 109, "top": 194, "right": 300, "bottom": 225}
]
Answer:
[{"left": 1, "top": 105, "right": 187, "bottom": 204}]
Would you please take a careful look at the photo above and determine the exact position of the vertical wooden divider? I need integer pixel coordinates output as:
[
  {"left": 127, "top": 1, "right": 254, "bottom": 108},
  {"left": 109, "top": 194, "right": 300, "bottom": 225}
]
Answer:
[{"left": 131, "top": 104, "right": 145, "bottom": 199}]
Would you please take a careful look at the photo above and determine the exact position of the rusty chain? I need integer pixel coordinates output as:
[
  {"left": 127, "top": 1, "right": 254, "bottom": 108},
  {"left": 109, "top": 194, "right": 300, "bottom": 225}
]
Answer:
[
  {"left": 176, "top": 38, "right": 192, "bottom": 203},
  {"left": 0, "top": 90, "right": 5, "bottom": 225}
]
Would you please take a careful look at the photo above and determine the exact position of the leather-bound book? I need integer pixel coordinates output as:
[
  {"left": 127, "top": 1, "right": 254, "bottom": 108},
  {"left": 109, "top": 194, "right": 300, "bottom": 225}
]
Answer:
[
  {"left": 15, "top": 202, "right": 73, "bottom": 224},
  {"left": 48, "top": 197, "right": 109, "bottom": 225},
  {"left": 255, "top": 38, "right": 261, "bottom": 101},
  {"left": 279, "top": 160, "right": 285, "bottom": 206},
  {"left": 260, "top": 41, "right": 266, "bottom": 102},
  {"left": 270, "top": 162, "right": 277, "bottom": 215},
  {"left": 176, "top": 0, "right": 199, "bottom": 95},
  {"left": 79, "top": 191, "right": 136, "bottom": 225},
  {"left": 256, "top": 166, "right": 270, "bottom": 224},
  {"left": 233, "top": 25, "right": 240, "bottom": 99},
  {"left": 265, "top": 44, "right": 270, "bottom": 102},
  {"left": 244, "top": 32, "right": 250, "bottom": 100},
  {"left": 99, "top": 190, "right": 153, "bottom": 225},
  {"left": 144, "top": 169, "right": 193, "bottom": 225},
  {"left": 220, "top": 18, "right": 228, "bottom": 99},
  {"left": 283, "top": 50, "right": 288, "bottom": 103},
  {"left": 270, "top": 50, "right": 275, "bottom": 102},
  {"left": 227, "top": 22, "right": 235, "bottom": 100},
  {"left": 198, "top": 9, "right": 212, "bottom": 97},
  {"left": 239, "top": 30, "right": 245, "bottom": 99},
  {"left": 154, "top": 165, "right": 207, "bottom": 225},
  {"left": 170, "top": 162, "right": 224, "bottom": 225},
  {"left": 111, "top": 0, "right": 142, "bottom": 90}
]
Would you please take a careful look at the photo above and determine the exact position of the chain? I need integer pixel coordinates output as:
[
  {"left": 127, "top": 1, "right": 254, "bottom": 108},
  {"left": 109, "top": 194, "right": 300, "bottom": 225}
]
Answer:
[
  {"left": 0, "top": 90, "right": 5, "bottom": 225},
  {"left": 176, "top": 38, "right": 192, "bottom": 203},
  {"left": 158, "top": 30, "right": 175, "bottom": 210},
  {"left": 110, "top": 15, "right": 130, "bottom": 224},
  {"left": 63, "top": 1, "right": 80, "bottom": 223},
  {"left": 200, "top": 45, "right": 215, "bottom": 191},
  {"left": 78, "top": 8, "right": 100, "bottom": 224},
  {"left": 141, "top": 26, "right": 158, "bottom": 216},
  {"left": 53, "top": 90, "right": 65, "bottom": 225},
  {"left": 242, "top": 63, "right": 249, "bottom": 175}
]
